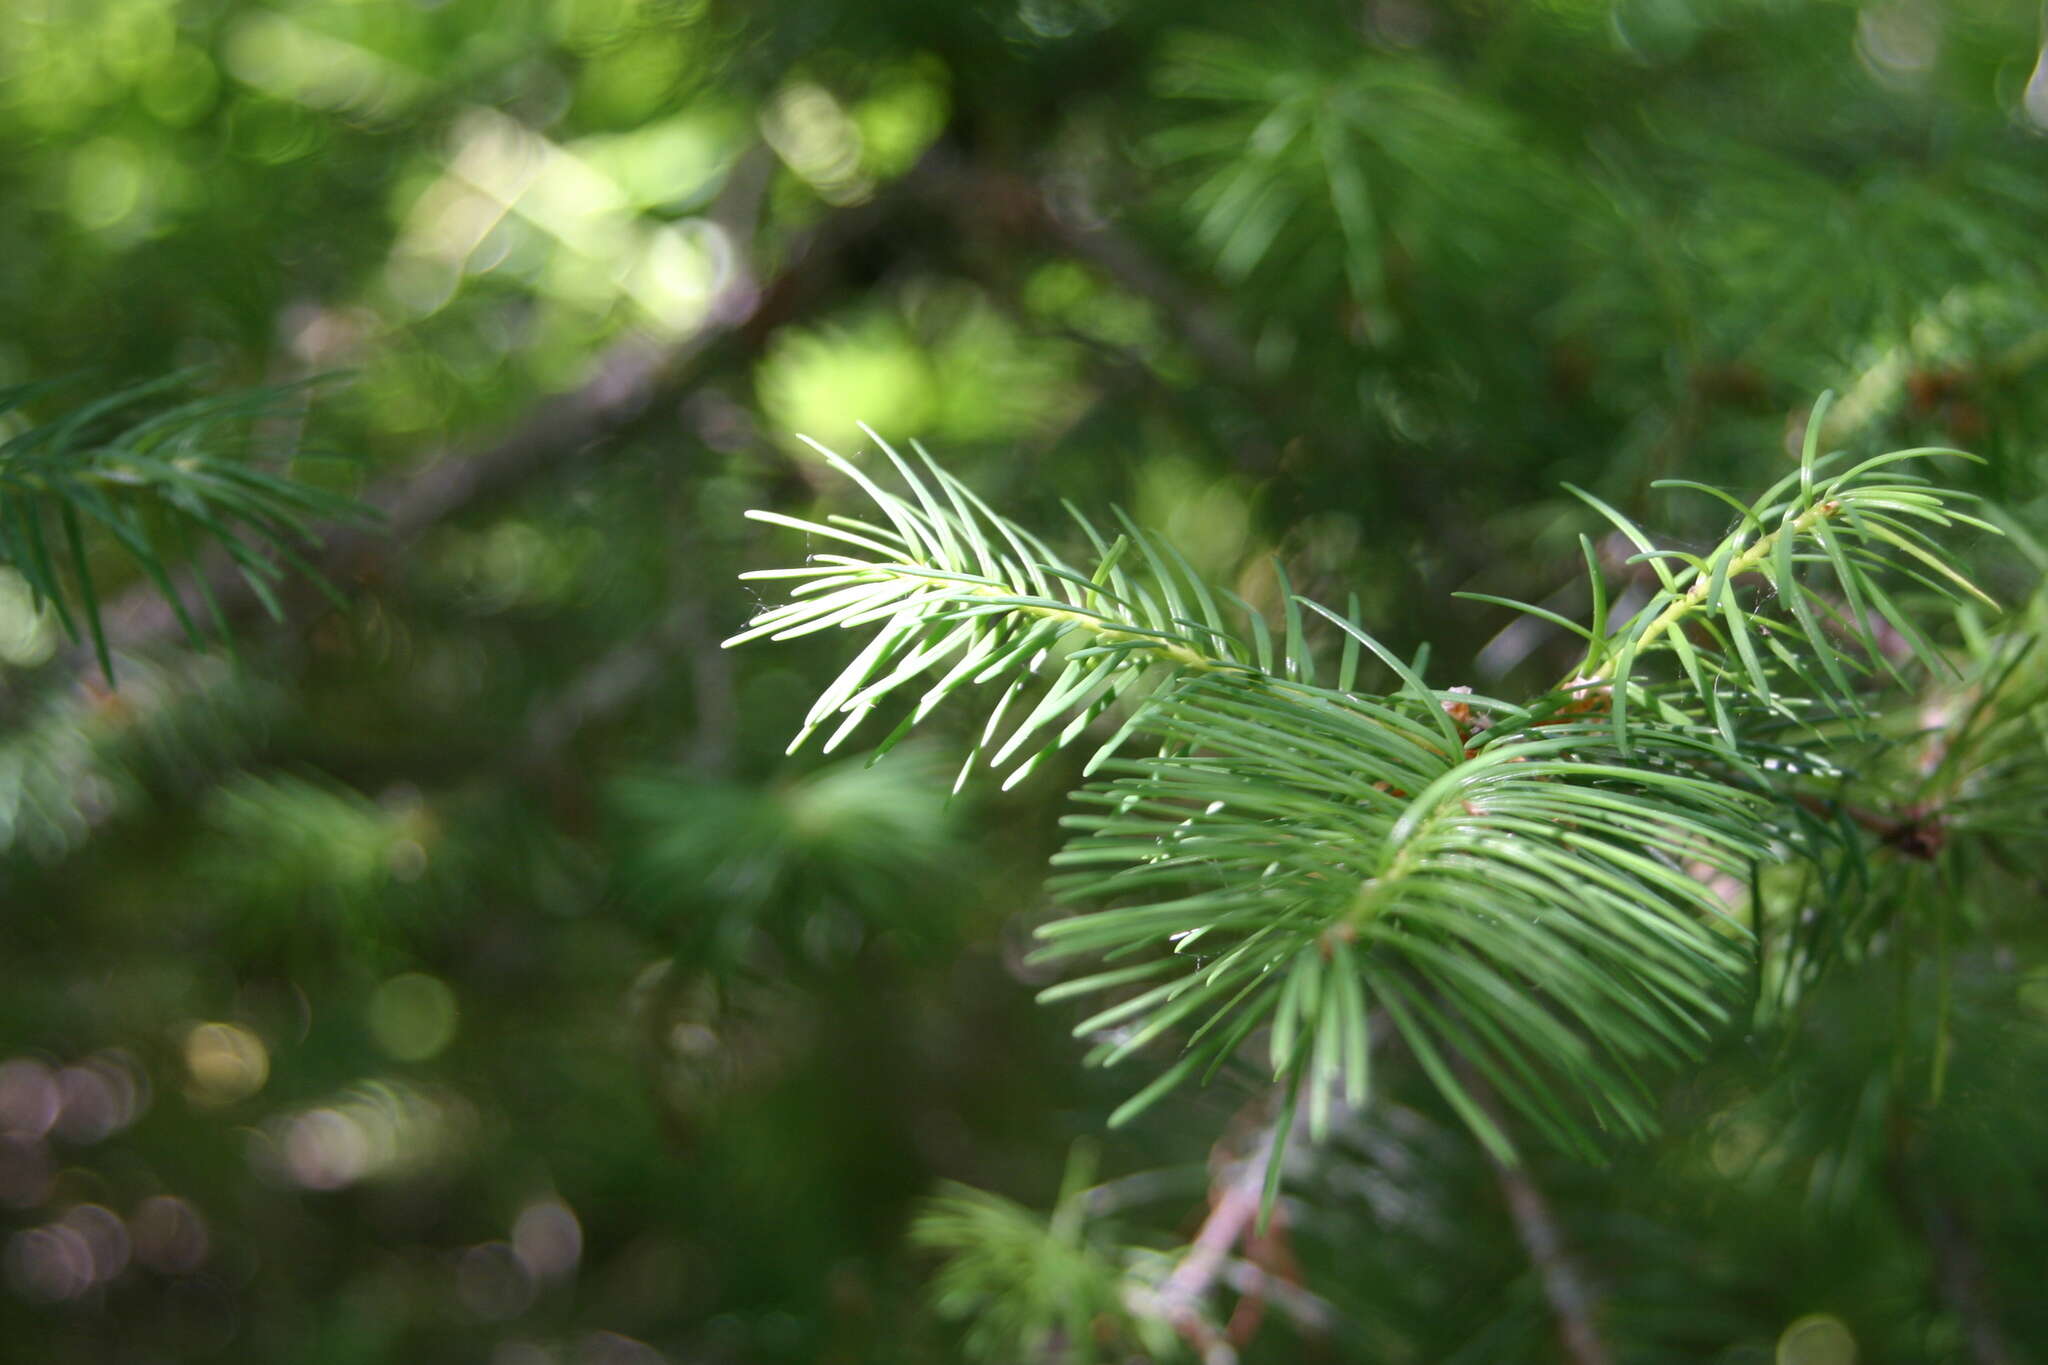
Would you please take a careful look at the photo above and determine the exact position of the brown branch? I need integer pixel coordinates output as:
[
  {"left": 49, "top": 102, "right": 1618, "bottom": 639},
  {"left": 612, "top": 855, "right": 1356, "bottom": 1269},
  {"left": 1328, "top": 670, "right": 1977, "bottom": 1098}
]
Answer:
[
  {"left": 1129, "top": 1071, "right": 1367, "bottom": 1361},
  {"left": 1920, "top": 1194, "right": 2020, "bottom": 1365},
  {"left": 1126, "top": 1104, "right": 1288, "bottom": 1365},
  {"left": 1791, "top": 790, "right": 1946, "bottom": 861},
  {"left": 516, "top": 602, "right": 701, "bottom": 772},
  {"left": 1487, "top": 1156, "right": 1614, "bottom": 1365},
  {"left": 517, "top": 406, "right": 764, "bottom": 779},
  {"left": 514, "top": 584, "right": 739, "bottom": 776},
  {"left": 1886, "top": 1125, "right": 2022, "bottom": 1365},
  {"left": 1217, "top": 1257, "right": 1337, "bottom": 1337},
  {"left": 1469, "top": 1078, "right": 1614, "bottom": 1365}
]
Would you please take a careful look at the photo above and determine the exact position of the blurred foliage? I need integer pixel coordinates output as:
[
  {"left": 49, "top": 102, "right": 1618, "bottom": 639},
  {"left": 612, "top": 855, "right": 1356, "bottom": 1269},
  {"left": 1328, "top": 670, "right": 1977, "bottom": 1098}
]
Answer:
[
  {"left": 2, "top": 0, "right": 2047, "bottom": 1363},
  {"left": 0, "top": 373, "right": 367, "bottom": 677},
  {"left": 912, "top": 1145, "right": 1179, "bottom": 1364},
  {"left": 607, "top": 751, "right": 966, "bottom": 963}
]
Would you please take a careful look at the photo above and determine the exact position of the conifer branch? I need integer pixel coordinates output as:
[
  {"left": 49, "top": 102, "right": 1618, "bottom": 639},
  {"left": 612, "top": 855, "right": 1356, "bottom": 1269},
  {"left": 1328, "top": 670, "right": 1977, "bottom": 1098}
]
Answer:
[
  {"left": 1486, "top": 392, "right": 1999, "bottom": 753},
  {"left": 0, "top": 373, "right": 371, "bottom": 681},
  {"left": 739, "top": 439, "right": 1965, "bottom": 1161}
]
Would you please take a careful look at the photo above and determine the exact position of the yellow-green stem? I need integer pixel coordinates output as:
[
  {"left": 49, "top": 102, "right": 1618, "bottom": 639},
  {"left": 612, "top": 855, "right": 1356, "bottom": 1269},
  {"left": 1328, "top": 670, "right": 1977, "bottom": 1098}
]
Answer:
[{"left": 1571, "top": 497, "right": 1843, "bottom": 693}]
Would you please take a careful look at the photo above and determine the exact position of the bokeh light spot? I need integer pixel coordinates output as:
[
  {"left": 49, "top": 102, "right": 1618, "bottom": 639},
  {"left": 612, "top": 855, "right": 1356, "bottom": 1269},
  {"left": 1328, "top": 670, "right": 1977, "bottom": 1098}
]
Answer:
[
  {"left": 141, "top": 45, "right": 220, "bottom": 126},
  {"left": 256, "top": 1081, "right": 475, "bottom": 1190},
  {"left": 1778, "top": 1314, "right": 1857, "bottom": 1365},
  {"left": 222, "top": 13, "right": 425, "bottom": 118},
  {"left": 280, "top": 1108, "right": 371, "bottom": 1190},
  {"left": 576, "top": 1331, "right": 666, "bottom": 1365},
  {"left": 0, "top": 570, "right": 56, "bottom": 667},
  {"left": 368, "top": 973, "right": 459, "bottom": 1062},
  {"left": 130, "top": 1195, "right": 209, "bottom": 1275},
  {"left": 513, "top": 1199, "right": 582, "bottom": 1280},
  {"left": 0, "top": 1058, "right": 60, "bottom": 1140},
  {"left": 60, "top": 1204, "right": 129, "bottom": 1283},
  {"left": 4, "top": 1222, "right": 96, "bottom": 1301},
  {"left": 1856, "top": 2, "right": 1939, "bottom": 87},
  {"left": 51, "top": 1053, "right": 148, "bottom": 1143},
  {"left": 183, "top": 1023, "right": 270, "bottom": 1106},
  {"left": 2027, "top": 38, "right": 2048, "bottom": 132},
  {"left": 458, "top": 1240, "right": 536, "bottom": 1320},
  {"left": 66, "top": 136, "right": 145, "bottom": 231},
  {"left": 96, "top": 1, "right": 175, "bottom": 80},
  {"left": 762, "top": 82, "right": 871, "bottom": 205}
]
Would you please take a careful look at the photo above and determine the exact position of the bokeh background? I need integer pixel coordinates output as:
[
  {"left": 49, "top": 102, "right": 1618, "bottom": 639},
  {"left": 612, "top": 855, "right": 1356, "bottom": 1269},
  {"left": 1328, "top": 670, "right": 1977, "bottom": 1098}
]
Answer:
[{"left": 4, "top": 1, "right": 2048, "bottom": 1361}]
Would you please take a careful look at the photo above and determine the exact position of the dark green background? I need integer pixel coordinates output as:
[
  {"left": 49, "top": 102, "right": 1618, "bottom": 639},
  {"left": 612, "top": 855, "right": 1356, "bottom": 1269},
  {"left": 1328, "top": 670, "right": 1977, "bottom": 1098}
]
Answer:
[{"left": 3, "top": 1, "right": 2047, "bottom": 1360}]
